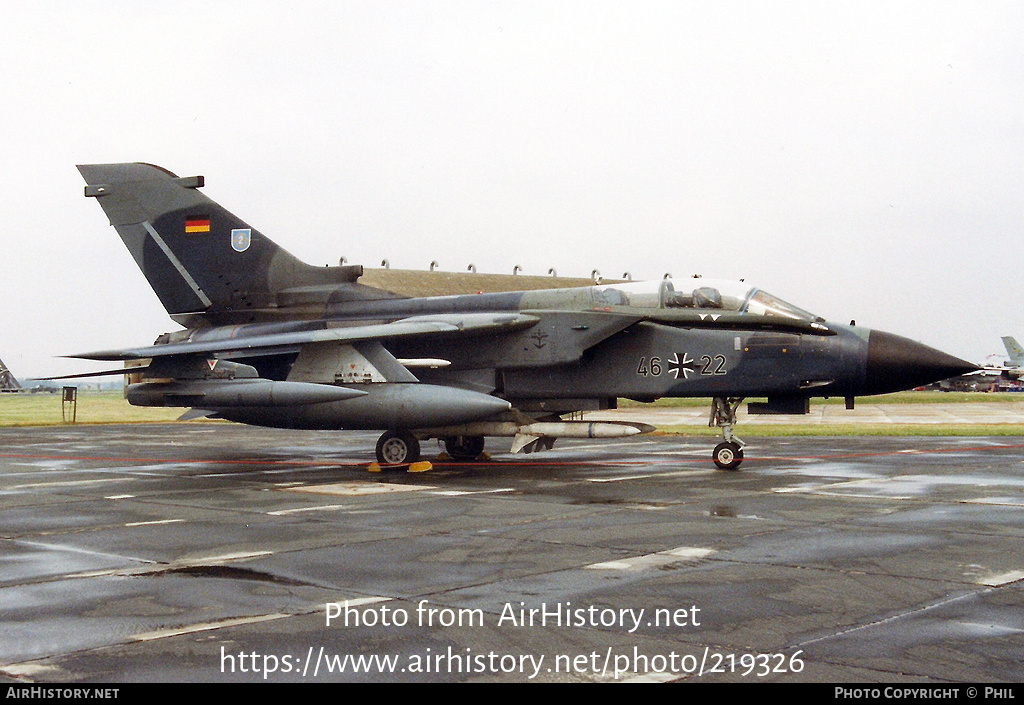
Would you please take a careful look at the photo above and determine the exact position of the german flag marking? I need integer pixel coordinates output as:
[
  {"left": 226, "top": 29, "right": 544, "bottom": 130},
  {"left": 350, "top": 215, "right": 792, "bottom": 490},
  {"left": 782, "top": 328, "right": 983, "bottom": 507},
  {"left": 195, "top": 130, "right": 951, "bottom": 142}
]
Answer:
[{"left": 185, "top": 216, "right": 210, "bottom": 233}]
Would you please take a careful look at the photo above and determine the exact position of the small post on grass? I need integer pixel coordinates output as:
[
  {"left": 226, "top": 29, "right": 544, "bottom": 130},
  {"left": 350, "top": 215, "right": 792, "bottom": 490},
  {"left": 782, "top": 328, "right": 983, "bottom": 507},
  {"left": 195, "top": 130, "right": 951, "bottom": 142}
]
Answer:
[{"left": 62, "top": 386, "right": 77, "bottom": 424}]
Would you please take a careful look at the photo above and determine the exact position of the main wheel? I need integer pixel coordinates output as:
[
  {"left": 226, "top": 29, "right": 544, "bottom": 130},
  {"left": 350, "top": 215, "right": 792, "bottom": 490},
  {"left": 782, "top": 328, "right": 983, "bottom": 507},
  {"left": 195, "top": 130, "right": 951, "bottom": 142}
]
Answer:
[
  {"left": 376, "top": 430, "right": 421, "bottom": 465},
  {"left": 712, "top": 442, "right": 744, "bottom": 470},
  {"left": 443, "top": 436, "right": 486, "bottom": 461}
]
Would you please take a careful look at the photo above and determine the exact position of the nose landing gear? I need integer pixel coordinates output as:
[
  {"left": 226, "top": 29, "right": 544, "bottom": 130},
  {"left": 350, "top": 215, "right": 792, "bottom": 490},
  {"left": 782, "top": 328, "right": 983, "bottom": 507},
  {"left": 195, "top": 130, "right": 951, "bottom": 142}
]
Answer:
[{"left": 710, "top": 397, "right": 745, "bottom": 470}]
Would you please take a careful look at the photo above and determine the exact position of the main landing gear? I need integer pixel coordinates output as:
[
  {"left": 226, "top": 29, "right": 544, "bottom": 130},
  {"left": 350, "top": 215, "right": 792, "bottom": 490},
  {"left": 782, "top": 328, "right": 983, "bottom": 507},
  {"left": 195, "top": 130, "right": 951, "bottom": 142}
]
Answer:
[
  {"left": 443, "top": 435, "right": 486, "bottom": 461},
  {"left": 710, "top": 396, "right": 745, "bottom": 470},
  {"left": 374, "top": 430, "right": 487, "bottom": 464},
  {"left": 375, "top": 430, "right": 421, "bottom": 465}
]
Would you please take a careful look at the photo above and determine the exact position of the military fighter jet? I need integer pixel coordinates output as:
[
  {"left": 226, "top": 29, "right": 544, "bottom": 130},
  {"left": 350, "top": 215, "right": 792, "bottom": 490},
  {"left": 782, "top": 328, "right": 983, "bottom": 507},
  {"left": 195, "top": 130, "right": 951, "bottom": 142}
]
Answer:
[
  {"left": 1001, "top": 337, "right": 1024, "bottom": 378},
  {"left": 935, "top": 336, "right": 1024, "bottom": 392},
  {"left": 73, "top": 163, "right": 976, "bottom": 469}
]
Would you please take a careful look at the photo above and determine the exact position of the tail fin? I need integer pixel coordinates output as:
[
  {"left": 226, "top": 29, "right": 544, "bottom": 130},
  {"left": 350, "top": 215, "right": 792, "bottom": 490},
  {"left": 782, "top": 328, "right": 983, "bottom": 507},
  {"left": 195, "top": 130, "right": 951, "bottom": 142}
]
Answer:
[
  {"left": 78, "top": 163, "right": 362, "bottom": 324},
  {"left": 1002, "top": 336, "right": 1024, "bottom": 366}
]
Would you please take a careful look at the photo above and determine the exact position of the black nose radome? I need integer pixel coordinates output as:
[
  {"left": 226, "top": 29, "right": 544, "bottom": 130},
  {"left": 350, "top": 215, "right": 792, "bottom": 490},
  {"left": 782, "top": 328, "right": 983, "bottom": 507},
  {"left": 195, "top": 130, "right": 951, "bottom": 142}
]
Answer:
[{"left": 863, "top": 330, "right": 978, "bottom": 396}]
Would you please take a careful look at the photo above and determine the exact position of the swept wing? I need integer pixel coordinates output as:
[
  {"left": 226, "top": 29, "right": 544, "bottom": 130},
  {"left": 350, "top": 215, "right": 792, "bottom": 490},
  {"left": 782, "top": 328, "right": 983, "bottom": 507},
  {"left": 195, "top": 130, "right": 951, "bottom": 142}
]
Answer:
[{"left": 71, "top": 313, "right": 540, "bottom": 361}]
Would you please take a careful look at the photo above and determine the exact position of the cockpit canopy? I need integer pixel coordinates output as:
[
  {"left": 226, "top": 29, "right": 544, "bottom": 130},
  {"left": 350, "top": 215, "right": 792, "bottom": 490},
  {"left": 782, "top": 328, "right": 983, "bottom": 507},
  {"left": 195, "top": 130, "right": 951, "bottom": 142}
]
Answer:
[{"left": 591, "top": 278, "right": 819, "bottom": 323}]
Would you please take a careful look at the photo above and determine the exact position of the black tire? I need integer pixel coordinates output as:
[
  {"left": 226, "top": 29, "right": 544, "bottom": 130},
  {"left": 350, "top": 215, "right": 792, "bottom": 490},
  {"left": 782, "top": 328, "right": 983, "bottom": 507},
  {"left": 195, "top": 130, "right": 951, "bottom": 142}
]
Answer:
[
  {"left": 375, "top": 430, "right": 421, "bottom": 465},
  {"left": 443, "top": 436, "right": 485, "bottom": 461},
  {"left": 712, "top": 442, "right": 743, "bottom": 470}
]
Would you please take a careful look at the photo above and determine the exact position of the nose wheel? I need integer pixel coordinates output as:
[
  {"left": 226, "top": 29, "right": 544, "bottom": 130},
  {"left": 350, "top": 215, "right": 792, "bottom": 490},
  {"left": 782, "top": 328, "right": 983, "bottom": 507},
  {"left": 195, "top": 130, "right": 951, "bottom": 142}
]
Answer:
[
  {"left": 710, "top": 397, "right": 745, "bottom": 470},
  {"left": 712, "top": 441, "right": 744, "bottom": 470}
]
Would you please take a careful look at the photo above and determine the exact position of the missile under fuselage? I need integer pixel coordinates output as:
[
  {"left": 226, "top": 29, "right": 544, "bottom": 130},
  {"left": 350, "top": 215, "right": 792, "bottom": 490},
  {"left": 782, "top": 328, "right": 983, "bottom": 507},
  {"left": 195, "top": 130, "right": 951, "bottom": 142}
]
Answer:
[{"left": 418, "top": 420, "right": 656, "bottom": 439}]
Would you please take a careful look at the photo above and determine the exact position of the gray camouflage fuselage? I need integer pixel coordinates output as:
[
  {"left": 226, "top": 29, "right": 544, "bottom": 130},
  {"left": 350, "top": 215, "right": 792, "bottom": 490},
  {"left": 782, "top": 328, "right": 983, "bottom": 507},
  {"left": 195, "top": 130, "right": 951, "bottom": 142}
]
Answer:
[{"left": 73, "top": 163, "right": 977, "bottom": 465}]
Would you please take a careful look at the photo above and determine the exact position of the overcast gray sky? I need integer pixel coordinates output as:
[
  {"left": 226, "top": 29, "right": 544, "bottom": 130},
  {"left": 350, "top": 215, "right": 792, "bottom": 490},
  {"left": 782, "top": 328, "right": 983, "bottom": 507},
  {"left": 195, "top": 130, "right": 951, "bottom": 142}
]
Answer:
[{"left": 1, "top": 1, "right": 1021, "bottom": 378}]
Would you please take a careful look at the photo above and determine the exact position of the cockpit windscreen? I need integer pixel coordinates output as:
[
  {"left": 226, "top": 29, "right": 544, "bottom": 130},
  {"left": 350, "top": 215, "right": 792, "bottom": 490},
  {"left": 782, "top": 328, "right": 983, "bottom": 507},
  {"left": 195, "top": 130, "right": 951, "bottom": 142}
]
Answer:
[{"left": 591, "top": 278, "right": 818, "bottom": 322}]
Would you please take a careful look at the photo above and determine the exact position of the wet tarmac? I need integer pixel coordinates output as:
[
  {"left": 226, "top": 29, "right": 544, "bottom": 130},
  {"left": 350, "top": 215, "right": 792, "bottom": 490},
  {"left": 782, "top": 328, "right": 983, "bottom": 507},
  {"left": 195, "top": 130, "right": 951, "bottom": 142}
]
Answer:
[{"left": 1, "top": 423, "right": 1023, "bottom": 682}]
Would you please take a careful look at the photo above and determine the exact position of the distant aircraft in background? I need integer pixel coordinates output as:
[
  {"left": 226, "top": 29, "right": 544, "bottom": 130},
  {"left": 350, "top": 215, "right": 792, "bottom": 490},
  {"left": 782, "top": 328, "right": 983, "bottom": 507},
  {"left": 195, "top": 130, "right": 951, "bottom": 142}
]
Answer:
[
  {"left": 934, "top": 336, "right": 1024, "bottom": 391},
  {"left": 1001, "top": 336, "right": 1024, "bottom": 377},
  {"left": 0, "top": 356, "right": 21, "bottom": 392},
  {"left": 0, "top": 357, "right": 59, "bottom": 394}
]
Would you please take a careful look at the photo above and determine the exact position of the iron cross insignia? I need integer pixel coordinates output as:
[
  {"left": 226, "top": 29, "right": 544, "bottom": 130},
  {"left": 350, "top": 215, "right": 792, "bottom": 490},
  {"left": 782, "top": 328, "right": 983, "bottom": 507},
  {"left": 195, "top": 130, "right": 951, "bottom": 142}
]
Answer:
[{"left": 668, "top": 352, "right": 696, "bottom": 379}]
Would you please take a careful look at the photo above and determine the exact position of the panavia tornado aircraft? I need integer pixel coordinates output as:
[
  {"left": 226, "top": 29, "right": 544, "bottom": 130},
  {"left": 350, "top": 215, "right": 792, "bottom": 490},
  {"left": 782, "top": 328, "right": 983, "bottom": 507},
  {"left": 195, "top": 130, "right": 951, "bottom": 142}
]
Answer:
[{"left": 72, "top": 163, "right": 976, "bottom": 469}]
